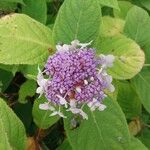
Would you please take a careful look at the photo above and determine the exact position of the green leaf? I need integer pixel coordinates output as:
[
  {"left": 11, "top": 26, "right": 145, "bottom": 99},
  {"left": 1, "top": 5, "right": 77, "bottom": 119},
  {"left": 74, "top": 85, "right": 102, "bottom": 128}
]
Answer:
[
  {"left": 124, "top": 6, "right": 150, "bottom": 45},
  {"left": 100, "top": 16, "right": 125, "bottom": 37},
  {"left": 117, "top": 81, "right": 141, "bottom": 119},
  {"left": 1, "top": 0, "right": 24, "bottom": 4},
  {"left": 22, "top": 0, "right": 47, "bottom": 24},
  {"left": 0, "top": 13, "right": 54, "bottom": 65},
  {"left": 138, "top": 128, "right": 150, "bottom": 149},
  {"left": 0, "top": 2, "right": 17, "bottom": 12},
  {"left": 0, "top": 121, "right": 12, "bottom": 150},
  {"left": 114, "top": 1, "right": 133, "bottom": 19},
  {"left": 32, "top": 97, "right": 59, "bottom": 129},
  {"left": 131, "top": 68, "right": 150, "bottom": 113},
  {"left": 94, "top": 35, "right": 145, "bottom": 79},
  {"left": 140, "top": 0, "right": 150, "bottom": 11},
  {"left": 64, "top": 98, "right": 131, "bottom": 150},
  {"left": 20, "top": 65, "right": 38, "bottom": 80},
  {"left": 124, "top": 6, "right": 150, "bottom": 63},
  {"left": 130, "top": 136, "right": 148, "bottom": 150},
  {"left": 0, "top": 68, "right": 13, "bottom": 92},
  {"left": 18, "top": 80, "right": 36, "bottom": 104},
  {"left": 0, "top": 98, "right": 27, "bottom": 149},
  {"left": 0, "top": 64, "right": 19, "bottom": 75},
  {"left": 53, "top": 0, "right": 101, "bottom": 44},
  {"left": 57, "top": 140, "right": 72, "bottom": 150},
  {"left": 99, "top": 0, "right": 119, "bottom": 10}
]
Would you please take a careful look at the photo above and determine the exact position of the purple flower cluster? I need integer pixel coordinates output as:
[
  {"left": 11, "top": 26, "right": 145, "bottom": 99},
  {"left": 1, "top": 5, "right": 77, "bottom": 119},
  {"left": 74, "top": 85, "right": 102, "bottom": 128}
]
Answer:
[{"left": 36, "top": 40, "right": 115, "bottom": 119}]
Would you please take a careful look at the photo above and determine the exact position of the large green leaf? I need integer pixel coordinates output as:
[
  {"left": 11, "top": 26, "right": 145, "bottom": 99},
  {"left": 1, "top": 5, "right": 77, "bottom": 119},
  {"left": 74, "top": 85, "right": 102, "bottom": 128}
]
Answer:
[
  {"left": 18, "top": 80, "right": 36, "bottom": 104},
  {"left": 0, "top": 0, "right": 24, "bottom": 12},
  {"left": 124, "top": 6, "right": 150, "bottom": 45},
  {"left": 140, "top": 0, "right": 150, "bottom": 11},
  {"left": 0, "top": 14, "right": 54, "bottom": 64},
  {"left": 94, "top": 35, "right": 145, "bottom": 79},
  {"left": 1, "top": 0, "right": 24, "bottom": 4},
  {"left": 0, "top": 68, "right": 13, "bottom": 92},
  {"left": 0, "top": 121, "right": 12, "bottom": 150},
  {"left": 20, "top": 64, "right": 38, "bottom": 80},
  {"left": 57, "top": 140, "right": 72, "bottom": 150},
  {"left": 64, "top": 98, "right": 131, "bottom": 150},
  {"left": 0, "top": 98, "right": 27, "bottom": 149},
  {"left": 53, "top": 0, "right": 101, "bottom": 44},
  {"left": 138, "top": 128, "right": 150, "bottom": 149},
  {"left": 124, "top": 6, "right": 150, "bottom": 63},
  {"left": 22, "top": 0, "right": 47, "bottom": 24},
  {"left": 32, "top": 97, "right": 59, "bottom": 129},
  {"left": 131, "top": 68, "right": 150, "bottom": 113},
  {"left": 0, "top": 2, "right": 17, "bottom": 11},
  {"left": 99, "top": 0, "right": 119, "bottom": 10},
  {"left": 100, "top": 16, "right": 125, "bottom": 37},
  {"left": 114, "top": 1, "right": 133, "bottom": 19},
  {"left": 0, "top": 64, "right": 18, "bottom": 75},
  {"left": 130, "top": 136, "right": 148, "bottom": 150},
  {"left": 117, "top": 81, "right": 141, "bottom": 119}
]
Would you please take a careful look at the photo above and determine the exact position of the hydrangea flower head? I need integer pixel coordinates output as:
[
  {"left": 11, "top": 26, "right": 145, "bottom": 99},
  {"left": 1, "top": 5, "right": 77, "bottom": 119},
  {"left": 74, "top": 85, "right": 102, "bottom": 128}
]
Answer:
[{"left": 36, "top": 40, "right": 115, "bottom": 120}]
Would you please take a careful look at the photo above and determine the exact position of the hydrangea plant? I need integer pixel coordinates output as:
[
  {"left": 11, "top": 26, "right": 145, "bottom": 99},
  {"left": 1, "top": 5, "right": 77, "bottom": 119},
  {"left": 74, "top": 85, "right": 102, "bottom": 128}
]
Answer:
[
  {"left": 0, "top": 0, "right": 149, "bottom": 149},
  {"left": 37, "top": 40, "right": 115, "bottom": 119}
]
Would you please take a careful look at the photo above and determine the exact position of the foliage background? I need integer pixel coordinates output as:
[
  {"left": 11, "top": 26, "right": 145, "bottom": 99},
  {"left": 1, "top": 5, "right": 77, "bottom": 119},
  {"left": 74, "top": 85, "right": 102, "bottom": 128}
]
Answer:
[{"left": 0, "top": 0, "right": 150, "bottom": 149}]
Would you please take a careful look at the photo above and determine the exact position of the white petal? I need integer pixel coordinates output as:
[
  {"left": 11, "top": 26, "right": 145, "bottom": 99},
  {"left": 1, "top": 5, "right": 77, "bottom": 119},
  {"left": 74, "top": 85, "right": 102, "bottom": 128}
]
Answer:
[
  {"left": 105, "top": 55, "right": 115, "bottom": 67},
  {"left": 87, "top": 101, "right": 93, "bottom": 108},
  {"left": 99, "top": 54, "right": 115, "bottom": 69},
  {"left": 105, "top": 75, "right": 112, "bottom": 83},
  {"left": 76, "top": 87, "right": 81, "bottom": 93},
  {"left": 56, "top": 44, "right": 69, "bottom": 52},
  {"left": 90, "top": 106, "right": 96, "bottom": 111},
  {"left": 69, "top": 108, "right": 80, "bottom": 114},
  {"left": 36, "top": 67, "right": 48, "bottom": 97},
  {"left": 60, "top": 89, "right": 63, "bottom": 94},
  {"left": 36, "top": 87, "right": 45, "bottom": 98},
  {"left": 93, "top": 98, "right": 97, "bottom": 103},
  {"left": 69, "top": 107, "right": 88, "bottom": 120},
  {"left": 37, "top": 67, "right": 48, "bottom": 87},
  {"left": 56, "top": 95, "right": 68, "bottom": 108},
  {"left": 50, "top": 111, "right": 58, "bottom": 116},
  {"left": 84, "top": 80, "right": 88, "bottom": 85},
  {"left": 108, "top": 84, "right": 115, "bottom": 92},
  {"left": 63, "top": 44, "right": 70, "bottom": 51},
  {"left": 58, "top": 112, "right": 67, "bottom": 118},
  {"left": 39, "top": 102, "right": 55, "bottom": 111},
  {"left": 37, "top": 68, "right": 43, "bottom": 85},
  {"left": 40, "top": 79, "right": 48, "bottom": 87},
  {"left": 50, "top": 111, "right": 67, "bottom": 118},
  {"left": 78, "top": 40, "right": 93, "bottom": 48},
  {"left": 90, "top": 77, "right": 94, "bottom": 81},
  {"left": 87, "top": 98, "right": 97, "bottom": 110},
  {"left": 39, "top": 103, "right": 49, "bottom": 110},
  {"left": 98, "top": 104, "right": 107, "bottom": 111},
  {"left": 79, "top": 110, "right": 88, "bottom": 120},
  {"left": 38, "top": 66, "right": 42, "bottom": 74},
  {"left": 69, "top": 100, "right": 76, "bottom": 108},
  {"left": 97, "top": 68, "right": 103, "bottom": 74},
  {"left": 56, "top": 45, "right": 62, "bottom": 52},
  {"left": 36, "top": 87, "right": 43, "bottom": 94},
  {"left": 71, "top": 40, "right": 80, "bottom": 47}
]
